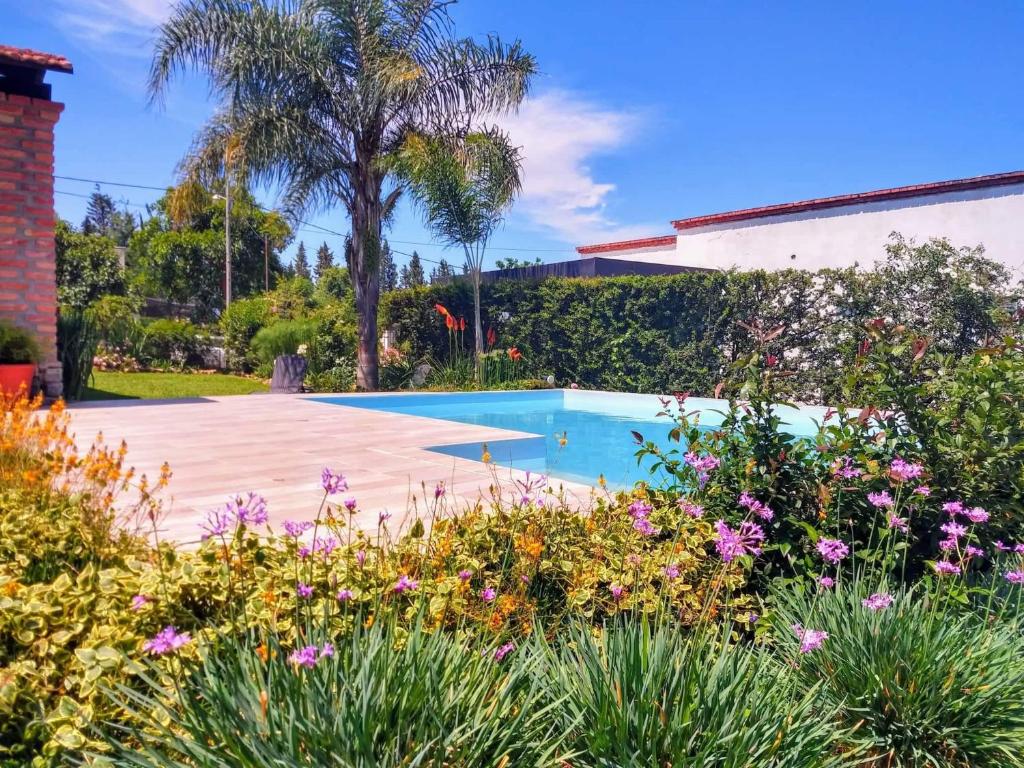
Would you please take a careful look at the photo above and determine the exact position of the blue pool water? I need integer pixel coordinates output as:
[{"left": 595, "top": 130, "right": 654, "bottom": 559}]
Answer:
[{"left": 312, "top": 390, "right": 825, "bottom": 488}]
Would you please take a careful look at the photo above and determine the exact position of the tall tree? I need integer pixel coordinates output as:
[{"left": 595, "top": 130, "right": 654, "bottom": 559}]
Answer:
[
  {"left": 315, "top": 241, "right": 335, "bottom": 282},
  {"left": 429, "top": 258, "right": 456, "bottom": 283},
  {"left": 400, "top": 251, "right": 426, "bottom": 288},
  {"left": 294, "top": 241, "right": 311, "bottom": 279},
  {"left": 82, "top": 186, "right": 137, "bottom": 246},
  {"left": 379, "top": 240, "right": 398, "bottom": 292},
  {"left": 394, "top": 128, "right": 523, "bottom": 367},
  {"left": 150, "top": 0, "right": 534, "bottom": 389}
]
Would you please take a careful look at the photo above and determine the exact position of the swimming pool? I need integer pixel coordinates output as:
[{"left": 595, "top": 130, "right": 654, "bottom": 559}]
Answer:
[{"left": 312, "top": 390, "right": 827, "bottom": 487}]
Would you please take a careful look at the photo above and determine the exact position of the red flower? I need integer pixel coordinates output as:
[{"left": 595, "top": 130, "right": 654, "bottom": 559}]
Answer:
[
  {"left": 459, "top": 317, "right": 466, "bottom": 332},
  {"left": 434, "top": 303, "right": 451, "bottom": 317},
  {"left": 486, "top": 327, "right": 497, "bottom": 348},
  {"left": 445, "top": 313, "right": 456, "bottom": 330},
  {"left": 507, "top": 347, "right": 522, "bottom": 362},
  {"left": 765, "top": 354, "right": 779, "bottom": 368}
]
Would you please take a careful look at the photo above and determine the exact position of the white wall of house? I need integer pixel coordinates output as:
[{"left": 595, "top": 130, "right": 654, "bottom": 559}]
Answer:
[{"left": 588, "top": 182, "right": 1024, "bottom": 278}]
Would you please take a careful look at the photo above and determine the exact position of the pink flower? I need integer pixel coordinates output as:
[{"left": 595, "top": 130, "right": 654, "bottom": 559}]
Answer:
[
  {"left": 940, "top": 521, "right": 967, "bottom": 540},
  {"left": 738, "top": 492, "right": 774, "bottom": 521},
  {"left": 633, "top": 517, "right": 660, "bottom": 536},
  {"left": 677, "top": 498, "right": 705, "bottom": 518},
  {"left": 791, "top": 623, "right": 828, "bottom": 653},
  {"left": 832, "top": 456, "right": 862, "bottom": 480},
  {"left": 296, "top": 582, "right": 313, "bottom": 599},
  {"left": 913, "top": 485, "right": 931, "bottom": 497},
  {"left": 889, "top": 458, "right": 924, "bottom": 483},
  {"left": 867, "top": 491, "right": 894, "bottom": 509},
  {"left": 610, "top": 584, "right": 625, "bottom": 600},
  {"left": 965, "top": 545, "right": 984, "bottom": 558},
  {"left": 887, "top": 513, "right": 909, "bottom": 533},
  {"left": 228, "top": 492, "right": 269, "bottom": 526},
  {"left": 378, "top": 511, "right": 392, "bottom": 525},
  {"left": 434, "top": 481, "right": 446, "bottom": 499},
  {"left": 321, "top": 468, "right": 348, "bottom": 495},
  {"left": 1005, "top": 571, "right": 1024, "bottom": 585},
  {"left": 816, "top": 538, "right": 849, "bottom": 565},
  {"left": 494, "top": 642, "right": 516, "bottom": 662},
  {"left": 143, "top": 626, "right": 191, "bottom": 655},
  {"left": 336, "top": 589, "right": 354, "bottom": 601},
  {"left": 481, "top": 587, "right": 497, "bottom": 602},
  {"left": 818, "top": 576, "right": 835, "bottom": 589},
  {"left": 393, "top": 575, "right": 419, "bottom": 594},
  {"left": 283, "top": 520, "right": 314, "bottom": 538},
  {"left": 713, "top": 519, "right": 765, "bottom": 562},
  {"left": 458, "top": 569, "right": 473, "bottom": 582},
  {"left": 288, "top": 645, "right": 319, "bottom": 668},
  {"left": 862, "top": 592, "right": 894, "bottom": 611},
  {"left": 933, "top": 560, "right": 961, "bottom": 576},
  {"left": 343, "top": 497, "right": 357, "bottom": 513},
  {"left": 942, "top": 501, "right": 964, "bottom": 516},
  {"left": 663, "top": 563, "right": 681, "bottom": 580},
  {"left": 627, "top": 500, "right": 653, "bottom": 519},
  {"left": 200, "top": 506, "right": 236, "bottom": 541},
  {"left": 356, "top": 549, "right": 367, "bottom": 567},
  {"left": 130, "top": 594, "right": 149, "bottom": 611},
  {"left": 963, "top": 506, "right": 989, "bottom": 524}
]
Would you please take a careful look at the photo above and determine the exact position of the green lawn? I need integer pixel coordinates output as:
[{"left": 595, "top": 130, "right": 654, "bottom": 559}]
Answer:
[{"left": 82, "top": 371, "right": 269, "bottom": 401}]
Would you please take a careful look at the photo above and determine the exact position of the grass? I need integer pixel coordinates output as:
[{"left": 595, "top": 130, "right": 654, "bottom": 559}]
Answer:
[{"left": 82, "top": 371, "right": 268, "bottom": 401}]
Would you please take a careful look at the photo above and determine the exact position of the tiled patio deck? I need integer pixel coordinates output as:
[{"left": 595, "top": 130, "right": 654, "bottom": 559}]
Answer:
[{"left": 67, "top": 394, "right": 596, "bottom": 545}]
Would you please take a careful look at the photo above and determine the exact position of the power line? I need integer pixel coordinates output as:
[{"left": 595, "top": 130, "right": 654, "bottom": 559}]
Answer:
[{"left": 52, "top": 171, "right": 578, "bottom": 255}]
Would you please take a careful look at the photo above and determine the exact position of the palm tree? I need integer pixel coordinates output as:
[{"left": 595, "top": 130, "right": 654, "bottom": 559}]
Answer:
[
  {"left": 149, "top": 0, "right": 534, "bottom": 389},
  {"left": 394, "top": 127, "right": 522, "bottom": 371}
]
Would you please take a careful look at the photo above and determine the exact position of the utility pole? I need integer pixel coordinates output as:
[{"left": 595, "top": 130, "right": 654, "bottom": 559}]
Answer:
[
  {"left": 224, "top": 145, "right": 232, "bottom": 309},
  {"left": 264, "top": 233, "right": 269, "bottom": 291}
]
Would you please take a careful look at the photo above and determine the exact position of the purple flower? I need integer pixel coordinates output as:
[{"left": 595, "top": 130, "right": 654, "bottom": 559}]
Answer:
[
  {"left": 610, "top": 584, "right": 625, "bottom": 600},
  {"left": 627, "top": 500, "right": 653, "bottom": 519},
  {"left": 913, "top": 485, "right": 931, "bottom": 497},
  {"left": 296, "top": 582, "right": 314, "bottom": 599},
  {"left": 378, "top": 511, "right": 392, "bottom": 525},
  {"left": 713, "top": 519, "right": 765, "bottom": 562},
  {"left": 343, "top": 497, "right": 357, "bottom": 513},
  {"left": 818, "top": 576, "right": 835, "bottom": 589},
  {"left": 336, "top": 588, "right": 354, "bottom": 601},
  {"left": 791, "top": 623, "right": 828, "bottom": 653},
  {"left": 434, "top": 481, "right": 446, "bottom": 499},
  {"left": 942, "top": 501, "right": 964, "bottom": 516},
  {"left": 458, "top": 569, "right": 473, "bottom": 582},
  {"left": 321, "top": 468, "right": 348, "bottom": 495},
  {"left": 747, "top": 612, "right": 760, "bottom": 624},
  {"left": 964, "top": 506, "right": 989, "bottom": 524},
  {"left": 939, "top": 538, "right": 957, "bottom": 552},
  {"left": 867, "top": 491, "right": 894, "bottom": 509},
  {"left": 319, "top": 643, "right": 334, "bottom": 659},
  {"left": 816, "top": 538, "right": 850, "bottom": 565},
  {"left": 663, "top": 563, "right": 681, "bottom": 580},
  {"left": 228, "top": 492, "right": 268, "bottom": 526},
  {"left": 356, "top": 549, "right": 367, "bottom": 567},
  {"left": 965, "top": 545, "right": 984, "bottom": 558},
  {"left": 394, "top": 575, "right": 419, "bottom": 594},
  {"left": 887, "top": 513, "right": 909, "bottom": 533},
  {"left": 481, "top": 587, "right": 497, "bottom": 602},
  {"left": 130, "top": 594, "right": 149, "bottom": 611},
  {"left": 833, "top": 456, "right": 862, "bottom": 480},
  {"left": 283, "top": 520, "right": 314, "bottom": 538},
  {"left": 862, "top": 592, "right": 894, "bottom": 611},
  {"left": 298, "top": 545, "right": 312, "bottom": 559},
  {"left": 677, "top": 498, "right": 705, "bottom": 518},
  {"left": 493, "top": 642, "right": 516, "bottom": 662},
  {"left": 143, "top": 626, "right": 191, "bottom": 656},
  {"left": 684, "top": 451, "right": 721, "bottom": 473},
  {"left": 739, "top": 492, "right": 774, "bottom": 521},
  {"left": 1017, "top": 544, "right": 1024, "bottom": 554},
  {"left": 889, "top": 458, "right": 924, "bottom": 483},
  {"left": 199, "top": 506, "right": 236, "bottom": 541},
  {"left": 1005, "top": 571, "right": 1024, "bottom": 585},
  {"left": 314, "top": 536, "right": 338, "bottom": 558},
  {"left": 995, "top": 540, "right": 1011, "bottom": 552},
  {"left": 940, "top": 521, "right": 967, "bottom": 540},
  {"left": 933, "top": 560, "right": 962, "bottom": 576},
  {"left": 288, "top": 645, "right": 319, "bottom": 668},
  {"left": 633, "top": 517, "right": 660, "bottom": 536}
]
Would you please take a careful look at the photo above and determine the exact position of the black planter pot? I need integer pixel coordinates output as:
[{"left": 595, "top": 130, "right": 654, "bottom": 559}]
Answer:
[{"left": 270, "top": 354, "right": 308, "bottom": 394}]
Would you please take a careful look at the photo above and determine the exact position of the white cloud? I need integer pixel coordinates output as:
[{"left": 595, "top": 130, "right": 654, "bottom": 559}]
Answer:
[
  {"left": 495, "top": 90, "right": 661, "bottom": 245},
  {"left": 55, "top": 0, "right": 171, "bottom": 54}
]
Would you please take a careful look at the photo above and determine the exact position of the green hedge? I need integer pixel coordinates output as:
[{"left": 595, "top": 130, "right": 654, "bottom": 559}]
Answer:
[{"left": 381, "top": 237, "right": 1015, "bottom": 401}]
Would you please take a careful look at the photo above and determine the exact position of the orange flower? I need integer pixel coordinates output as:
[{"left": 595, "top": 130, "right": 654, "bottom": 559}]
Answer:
[
  {"left": 434, "top": 303, "right": 450, "bottom": 317},
  {"left": 445, "top": 313, "right": 456, "bottom": 330},
  {"left": 486, "top": 327, "right": 497, "bottom": 348},
  {"left": 507, "top": 347, "right": 523, "bottom": 362},
  {"left": 458, "top": 317, "right": 466, "bottom": 332}
]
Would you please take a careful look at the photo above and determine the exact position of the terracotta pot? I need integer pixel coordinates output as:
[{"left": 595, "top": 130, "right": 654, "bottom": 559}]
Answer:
[{"left": 0, "top": 363, "right": 37, "bottom": 397}]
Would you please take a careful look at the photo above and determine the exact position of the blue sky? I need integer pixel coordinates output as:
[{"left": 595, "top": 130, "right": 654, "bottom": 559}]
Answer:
[{"left": 6, "top": 0, "right": 1023, "bottom": 271}]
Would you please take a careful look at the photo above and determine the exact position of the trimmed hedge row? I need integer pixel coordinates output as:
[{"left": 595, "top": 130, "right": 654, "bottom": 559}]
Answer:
[{"left": 381, "top": 237, "right": 1014, "bottom": 401}]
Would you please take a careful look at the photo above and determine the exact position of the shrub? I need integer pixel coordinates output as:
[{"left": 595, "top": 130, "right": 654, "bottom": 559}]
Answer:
[
  {"left": 250, "top": 319, "right": 316, "bottom": 366},
  {"left": 89, "top": 295, "right": 142, "bottom": 354},
  {"left": 304, "top": 301, "right": 358, "bottom": 392},
  {"left": 542, "top": 621, "right": 852, "bottom": 767},
  {"left": 54, "top": 220, "right": 125, "bottom": 310},
  {"left": 0, "top": 319, "right": 40, "bottom": 364},
  {"left": 97, "top": 623, "right": 569, "bottom": 768},
  {"left": 138, "top": 319, "right": 202, "bottom": 369},
  {"left": 57, "top": 307, "right": 99, "bottom": 401},
  {"left": 267, "top": 275, "right": 315, "bottom": 319},
  {"left": 379, "top": 346, "right": 420, "bottom": 390},
  {"left": 219, "top": 295, "right": 271, "bottom": 371},
  {"left": 773, "top": 583, "right": 1024, "bottom": 767}
]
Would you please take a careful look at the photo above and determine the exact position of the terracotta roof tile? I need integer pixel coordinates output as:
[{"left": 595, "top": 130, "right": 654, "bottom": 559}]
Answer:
[
  {"left": 576, "top": 235, "right": 676, "bottom": 255},
  {"left": 0, "top": 45, "right": 73, "bottom": 74}
]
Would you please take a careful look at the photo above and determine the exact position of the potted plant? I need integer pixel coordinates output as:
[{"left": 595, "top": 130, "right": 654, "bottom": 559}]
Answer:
[{"left": 0, "top": 319, "right": 41, "bottom": 396}]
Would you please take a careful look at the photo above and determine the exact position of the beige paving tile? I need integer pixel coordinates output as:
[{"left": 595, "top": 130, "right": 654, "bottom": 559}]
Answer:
[{"left": 68, "top": 393, "right": 595, "bottom": 546}]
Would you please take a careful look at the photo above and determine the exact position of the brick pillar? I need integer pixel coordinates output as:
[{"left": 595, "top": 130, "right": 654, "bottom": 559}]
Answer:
[{"left": 0, "top": 91, "right": 63, "bottom": 397}]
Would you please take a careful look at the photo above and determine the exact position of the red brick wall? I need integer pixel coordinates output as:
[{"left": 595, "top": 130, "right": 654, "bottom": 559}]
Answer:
[{"left": 0, "top": 91, "right": 63, "bottom": 396}]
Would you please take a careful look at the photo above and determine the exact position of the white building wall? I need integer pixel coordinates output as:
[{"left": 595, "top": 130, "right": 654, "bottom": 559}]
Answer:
[{"left": 672, "top": 184, "right": 1024, "bottom": 277}]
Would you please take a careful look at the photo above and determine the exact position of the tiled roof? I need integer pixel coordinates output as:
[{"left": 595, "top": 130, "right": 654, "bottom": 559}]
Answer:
[
  {"left": 0, "top": 45, "right": 73, "bottom": 74},
  {"left": 671, "top": 170, "right": 1024, "bottom": 230},
  {"left": 576, "top": 234, "right": 676, "bottom": 255}
]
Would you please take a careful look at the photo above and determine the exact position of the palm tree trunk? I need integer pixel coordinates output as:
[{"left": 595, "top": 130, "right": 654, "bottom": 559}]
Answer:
[{"left": 351, "top": 163, "right": 382, "bottom": 391}]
